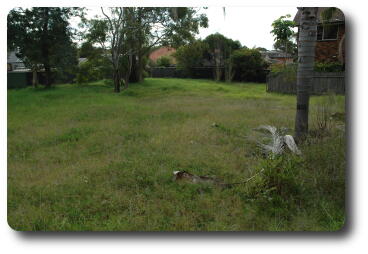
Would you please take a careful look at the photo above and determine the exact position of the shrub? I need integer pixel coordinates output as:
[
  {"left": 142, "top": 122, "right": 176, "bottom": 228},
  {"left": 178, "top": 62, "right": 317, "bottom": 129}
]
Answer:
[
  {"left": 249, "top": 155, "right": 305, "bottom": 216},
  {"left": 156, "top": 56, "right": 173, "bottom": 67},
  {"left": 174, "top": 40, "right": 208, "bottom": 75},
  {"left": 270, "top": 62, "right": 297, "bottom": 74},
  {"left": 269, "top": 63, "right": 297, "bottom": 82},
  {"left": 314, "top": 62, "right": 344, "bottom": 72},
  {"left": 76, "top": 61, "right": 99, "bottom": 84},
  {"left": 231, "top": 48, "right": 269, "bottom": 82},
  {"left": 75, "top": 58, "right": 112, "bottom": 84}
]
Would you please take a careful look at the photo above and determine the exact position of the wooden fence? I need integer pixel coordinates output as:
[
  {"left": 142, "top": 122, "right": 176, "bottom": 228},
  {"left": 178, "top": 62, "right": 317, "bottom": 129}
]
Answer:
[{"left": 266, "top": 72, "right": 345, "bottom": 95}]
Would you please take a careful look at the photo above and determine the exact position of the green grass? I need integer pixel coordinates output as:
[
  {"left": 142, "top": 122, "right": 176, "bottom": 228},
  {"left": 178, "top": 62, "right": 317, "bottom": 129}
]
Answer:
[{"left": 7, "top": 78, "right": 345, "bottom": 231}]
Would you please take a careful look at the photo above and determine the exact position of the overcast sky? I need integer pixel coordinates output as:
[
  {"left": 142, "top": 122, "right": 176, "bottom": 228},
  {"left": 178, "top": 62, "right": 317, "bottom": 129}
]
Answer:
[
  {"left": 80, "top": 6, "right": 298, "bottom": 50},
  {"left": 197, "top": 7, "right": 297, "bottom": 50}
]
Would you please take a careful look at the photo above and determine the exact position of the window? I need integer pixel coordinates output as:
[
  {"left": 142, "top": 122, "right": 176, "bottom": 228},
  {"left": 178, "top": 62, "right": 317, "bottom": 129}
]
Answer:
[{"left": 317, "top": 24, "right": 339, "bottom": 41}]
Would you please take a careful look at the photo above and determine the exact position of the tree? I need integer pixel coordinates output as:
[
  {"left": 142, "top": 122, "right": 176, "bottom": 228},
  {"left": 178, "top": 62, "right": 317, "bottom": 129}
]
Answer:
[
  {"left": 85, "top": 7, "right": 208, "bottom": 92},
  {"left": 7, "top": 7, "right": 82, "bottom": 87},
  {"left": 203, "top": 33, "right": 242, "bottom": 81},
  {"left": 294, "top": 7, "right": 318, "bottom": 140},
  {"left": 174, "top": 40, "right": 208, "bottom": 75},
  {"left": 131, "top": 7, "right": 208, "bottom": 82},
  {"left": 231, "top": 48, "right": 269, "bottom": 82},
  {"left": 86, "top": 8, "right": 131, "bottom": 93},
  {"left": 271, "top": 14, "right": 296, "bottom": 65}
]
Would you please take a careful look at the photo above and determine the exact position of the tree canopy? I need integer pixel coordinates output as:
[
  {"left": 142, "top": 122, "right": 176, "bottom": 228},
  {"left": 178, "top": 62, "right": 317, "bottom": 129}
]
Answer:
[
  {"left": 84, "top": 7, "right": 208, "bottom": 92},
  {"left": 7, "top": 7, "right": 83, "bottom": 87},
  {"left": 271, "top": 14, "right": 296, "bottom": 55}
]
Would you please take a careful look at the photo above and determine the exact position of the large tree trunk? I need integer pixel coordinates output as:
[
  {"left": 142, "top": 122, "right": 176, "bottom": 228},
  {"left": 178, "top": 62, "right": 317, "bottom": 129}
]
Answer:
[
  {"left": 112, "top": 68, "right": 121, "bottom": 93},
  {"left": 294, "top": 7, "right": 318, "bottom": 141},
  {"left": 123, "top": 54, "right": 133, "bottom": 89},
  {"left": 136, "top": 54, "right": 145, "bottom": 82}
]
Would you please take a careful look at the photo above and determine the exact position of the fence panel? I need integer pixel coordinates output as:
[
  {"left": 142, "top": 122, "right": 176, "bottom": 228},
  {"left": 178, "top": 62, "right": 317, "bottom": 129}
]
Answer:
[{"left": 266, "top": 72, "right": 345, "bottom": 95}]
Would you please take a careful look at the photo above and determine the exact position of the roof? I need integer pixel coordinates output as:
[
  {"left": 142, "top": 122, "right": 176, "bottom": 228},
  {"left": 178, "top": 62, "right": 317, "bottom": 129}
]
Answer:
[
  {"left": 261, "top": 50, "right": 293, "bottom": 58},
  {"left": 149, "top": 47, "right": 176, "bottom": 61},
  {"left": 7, "top": 51, "right": 23, "bottom": 63},
  {"left": 293, "top": 7, "right": 345, "bottom": 25}
]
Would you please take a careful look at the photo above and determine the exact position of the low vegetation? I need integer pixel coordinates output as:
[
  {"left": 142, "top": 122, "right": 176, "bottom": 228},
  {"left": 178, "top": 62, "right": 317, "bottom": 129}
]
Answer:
[{"left": 7, "top": 78, "right": 345, "bottom": 231}]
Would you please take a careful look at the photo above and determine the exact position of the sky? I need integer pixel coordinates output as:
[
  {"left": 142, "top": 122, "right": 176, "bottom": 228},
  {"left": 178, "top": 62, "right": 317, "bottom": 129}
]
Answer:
[
  {"left": 197, "top": 7, "right": 297, "bottom": 50},
  {"left": 78, "top": 6, "right": 297, "bottom": 50}
]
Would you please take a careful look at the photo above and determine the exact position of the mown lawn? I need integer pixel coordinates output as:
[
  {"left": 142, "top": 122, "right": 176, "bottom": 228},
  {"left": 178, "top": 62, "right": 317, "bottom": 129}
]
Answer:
[{"left": 7, "top": 78, "right": 346, "bottom": 231}]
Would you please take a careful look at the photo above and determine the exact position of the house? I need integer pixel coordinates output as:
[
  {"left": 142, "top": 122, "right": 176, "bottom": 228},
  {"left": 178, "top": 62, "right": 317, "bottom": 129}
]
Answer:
[
  {"left": 149, "top": 47, "right": 176, "bottom": 63},
  {"left": 260, "top": 50, "right": 294, "bottom": 65},
  {"left": 7, "top": 51, "right": 27, "bottom": 71},
  {"left": 293, "top": 7, "right": 345, "bottom": 64}
]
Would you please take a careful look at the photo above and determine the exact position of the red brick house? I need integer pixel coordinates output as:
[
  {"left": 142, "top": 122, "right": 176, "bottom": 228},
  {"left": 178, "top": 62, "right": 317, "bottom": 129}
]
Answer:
[
  {"left": 149, "top": 47, "right": 176, "bottom": 63},
  {"left": 294, "top": 8, "right": 345, "bottom": 64}
]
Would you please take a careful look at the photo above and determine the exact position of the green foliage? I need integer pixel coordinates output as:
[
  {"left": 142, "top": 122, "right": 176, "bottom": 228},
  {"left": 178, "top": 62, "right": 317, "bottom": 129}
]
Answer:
[
  {"left": 203, "top": 33, "right": 242, "bottom": 81},
  {"left": 174, "top": 40, "right": 208, "bottom": 75},
  {"left": 156, "top": 56, "right": 173, "bottom": 67},
  {"left": 314, "top": 62, "right": 344, "bottom": 72},
  {"left": 203, "top": 33, "right": 242, "bottom": 61},
  {"left": 269, "top": 63, "right": 297, "bottom": 82},
  {"left": 271, "top": 14, "right": 296, "bottom": 55},
  {"left": 174, "top": 33, "right": 243, "bottom": 80},
  {"left": 248, "top": 155, "right": 304, "bottom": 216},
  {"left": 270, "top": 63, "right": 298, "bottom": 74},
  {"left": 78, "top": 42, "right": 104, "bottom": 59},
  {"left": 231, "top": 48, "right": 269, "bottom": 82},
  {"left": 76, "top": 58, "right": 112, "bottom": 84},
  {"left": 273, "top": 40, "right": 297, "bottom": 56},
  {"left": 7, "top": 7, "right": 83, "bottom": 85},
  {"left": 83, "top": 7, "right": 208, "bottom": 90}
]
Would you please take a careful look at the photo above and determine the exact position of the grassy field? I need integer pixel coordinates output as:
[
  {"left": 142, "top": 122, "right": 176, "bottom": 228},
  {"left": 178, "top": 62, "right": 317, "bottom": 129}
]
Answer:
[{"left": 7, "top": 78, "right": 346, "bottom": 231}]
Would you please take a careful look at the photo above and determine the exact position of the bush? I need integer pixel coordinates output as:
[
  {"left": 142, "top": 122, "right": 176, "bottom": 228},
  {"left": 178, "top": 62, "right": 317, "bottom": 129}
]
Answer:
[
  {"left": 156, "top": 56, "right": 173, "bottom": 67},
  {"left": 174, "top": 40, "right": 208, "bottom": 75},
  {"left": 270, "top": 63, "right": 297, "bottom": 74},
  {"left": 247, "top": 155, "right": 305, "bottom": 217},
  {"left": 75, "top": 58, "right": 112, "bottom": 84},
  {"left": 231, "top": 48, "right": 269, "bottom": 82},
  {"left": 314, "top": 62, "right": 344, "bottom": 72},
  {"left": 269, "top": 63, "right": 297, "bottom": 82}
]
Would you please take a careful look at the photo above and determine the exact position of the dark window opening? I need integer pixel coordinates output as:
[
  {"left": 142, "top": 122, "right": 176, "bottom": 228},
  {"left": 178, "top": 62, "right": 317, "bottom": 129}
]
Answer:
[
  {"left": 317, "top": 26, "right": 323, "bottom": 40},
  {"left": 317, "top": 24, "right": 339, "bottom": 41}
]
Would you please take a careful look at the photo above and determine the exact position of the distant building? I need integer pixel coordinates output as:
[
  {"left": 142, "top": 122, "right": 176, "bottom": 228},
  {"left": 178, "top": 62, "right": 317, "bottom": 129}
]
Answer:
[
  {"left": 149, "top": 47, "right": 176, "bottom": 63},
  {"left": 293, "top": 7, "right": 345, "bottom": 64},
  {"left": 261, "top": 50, "right": 294, "bottom": 65},
  {"left": 7, "top": 51, "right": 28, "bottom": 71}
]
